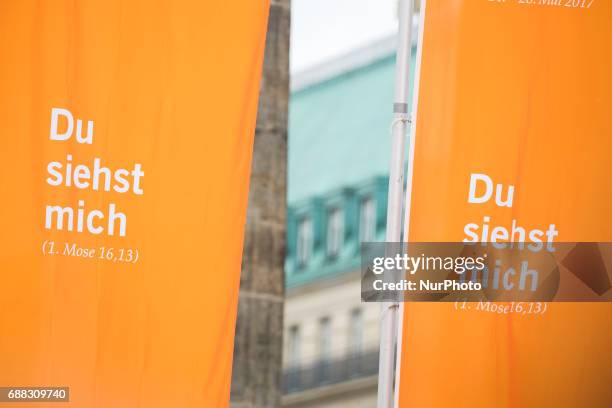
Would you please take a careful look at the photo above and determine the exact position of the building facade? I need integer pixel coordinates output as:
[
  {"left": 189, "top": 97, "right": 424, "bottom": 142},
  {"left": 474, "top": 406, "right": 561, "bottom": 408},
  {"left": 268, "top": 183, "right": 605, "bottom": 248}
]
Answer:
[{"left": 282, "top": 33, "right": 417, "bottom": 407}]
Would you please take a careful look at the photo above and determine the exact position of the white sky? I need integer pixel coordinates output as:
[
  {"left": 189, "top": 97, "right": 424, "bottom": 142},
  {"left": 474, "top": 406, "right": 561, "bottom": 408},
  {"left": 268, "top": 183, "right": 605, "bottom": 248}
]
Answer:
[{"left": 290, "top": 0, "right": 398, "bottom": 73}]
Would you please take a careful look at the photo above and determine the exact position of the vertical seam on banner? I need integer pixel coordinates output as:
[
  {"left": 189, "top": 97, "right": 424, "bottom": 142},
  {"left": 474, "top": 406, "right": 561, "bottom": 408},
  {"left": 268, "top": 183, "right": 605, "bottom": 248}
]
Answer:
[{"left": 394, "top": 2, "right": 427, "bottom": 407}]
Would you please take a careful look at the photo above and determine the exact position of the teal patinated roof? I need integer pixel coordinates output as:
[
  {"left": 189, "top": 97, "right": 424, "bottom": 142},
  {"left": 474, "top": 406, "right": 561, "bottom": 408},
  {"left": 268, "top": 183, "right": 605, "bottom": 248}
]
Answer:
[
  {"left": 286, "top": 48, "right": 417, "bottom": 288},
  {"left": 290, "top": 54, "right": 400, "bottom": 204}
]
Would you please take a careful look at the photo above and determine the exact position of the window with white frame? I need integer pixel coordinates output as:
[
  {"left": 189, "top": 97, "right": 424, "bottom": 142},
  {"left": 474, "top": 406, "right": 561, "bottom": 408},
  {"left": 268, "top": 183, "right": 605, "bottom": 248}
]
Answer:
[
  {"left": 318, "top": 317, "right": 332, "bottom": 361},
  {"left": 296, "top": 217, "right": 312, "bottom": 268},
  {"left": 348, "top": 308, "right": 363, "bottom": 355},
  {"left": 287, "top": 325, "right": 301, "bottom": 368},
  {"left": 359, "top": 197, "right": 376, "bottom": 242},
  {"left": 326, "top": 207, "right": 343, "bottom": 257}
]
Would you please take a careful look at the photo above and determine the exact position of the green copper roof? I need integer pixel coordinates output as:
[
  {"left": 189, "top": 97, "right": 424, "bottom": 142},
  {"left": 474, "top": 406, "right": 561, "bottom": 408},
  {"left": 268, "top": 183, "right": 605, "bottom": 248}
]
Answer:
[
  {"left": 290, "top": 54, "right": 402, "bottom": 204},
  {"left": 286, "top": 50, "right": 417, "bottom": 288}
]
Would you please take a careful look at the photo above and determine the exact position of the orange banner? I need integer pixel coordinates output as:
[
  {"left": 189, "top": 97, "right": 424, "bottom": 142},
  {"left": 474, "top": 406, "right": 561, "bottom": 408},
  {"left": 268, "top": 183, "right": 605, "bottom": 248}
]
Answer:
[
  {"left": 0, "top": 1, "right": 268, "bottom": 406},
  {"left": 398, "top": 0, "right": 612, "bottom": 407}
]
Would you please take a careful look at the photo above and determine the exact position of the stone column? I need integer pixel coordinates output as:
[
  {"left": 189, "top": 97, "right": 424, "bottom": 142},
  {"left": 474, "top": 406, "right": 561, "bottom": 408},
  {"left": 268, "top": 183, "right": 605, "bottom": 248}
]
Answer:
[{"left": 230, "top": 0, "right": 290, "bottom": 407}]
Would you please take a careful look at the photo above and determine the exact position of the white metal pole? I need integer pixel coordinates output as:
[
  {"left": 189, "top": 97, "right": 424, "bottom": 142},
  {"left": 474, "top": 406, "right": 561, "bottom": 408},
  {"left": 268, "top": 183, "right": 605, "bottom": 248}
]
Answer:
[{"left": 376, "top": 0, "right": 414, "bottom": 407}]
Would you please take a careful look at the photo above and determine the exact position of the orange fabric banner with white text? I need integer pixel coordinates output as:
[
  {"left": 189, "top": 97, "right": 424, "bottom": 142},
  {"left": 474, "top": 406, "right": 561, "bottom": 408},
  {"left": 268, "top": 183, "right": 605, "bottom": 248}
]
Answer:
[
  {"left": 398, "top": 0, "right": 612, "bottom": 407},
  {"left": 0, "top": 1, "right": 268, "bottom": 406}
]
